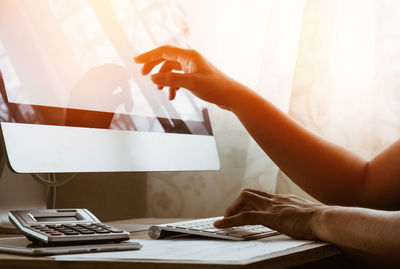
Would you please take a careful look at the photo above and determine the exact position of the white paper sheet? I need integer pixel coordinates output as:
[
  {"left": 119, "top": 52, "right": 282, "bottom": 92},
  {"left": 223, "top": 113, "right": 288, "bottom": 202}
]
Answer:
[{"left": 53, "top": 235, "right": 313, "bottom": 262}]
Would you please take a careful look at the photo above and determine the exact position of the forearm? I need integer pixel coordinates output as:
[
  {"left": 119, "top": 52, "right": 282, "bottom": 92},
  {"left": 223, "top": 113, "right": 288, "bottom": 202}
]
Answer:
[
  {"left": 314, "top": 206, "right": 400, "bottom": 259},
  {"left": 229, "top": 83, "right": 367, "bottom": 205}
]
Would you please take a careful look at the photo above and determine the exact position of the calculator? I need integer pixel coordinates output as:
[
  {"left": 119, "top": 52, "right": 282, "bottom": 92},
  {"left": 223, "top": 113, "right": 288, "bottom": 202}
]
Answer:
[{"left": 8, "top": 209, "right": 130, "bottom": 245}]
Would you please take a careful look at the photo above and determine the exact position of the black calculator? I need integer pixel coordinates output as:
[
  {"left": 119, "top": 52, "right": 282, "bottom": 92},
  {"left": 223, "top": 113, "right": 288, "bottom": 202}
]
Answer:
[{"left": 8, "top": 209, "right": 130, "bottom": 245}]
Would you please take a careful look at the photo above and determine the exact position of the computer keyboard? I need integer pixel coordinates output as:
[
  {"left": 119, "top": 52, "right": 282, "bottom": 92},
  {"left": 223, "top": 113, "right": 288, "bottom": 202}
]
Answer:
[{"left": 148, "top": 217, "right": 279, "bottom": 241}]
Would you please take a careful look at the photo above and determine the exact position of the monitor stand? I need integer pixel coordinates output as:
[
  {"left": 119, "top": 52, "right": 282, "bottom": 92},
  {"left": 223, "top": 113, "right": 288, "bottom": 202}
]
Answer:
[{"left": 0, "top": 163, "right": 46, "bottom": 233}]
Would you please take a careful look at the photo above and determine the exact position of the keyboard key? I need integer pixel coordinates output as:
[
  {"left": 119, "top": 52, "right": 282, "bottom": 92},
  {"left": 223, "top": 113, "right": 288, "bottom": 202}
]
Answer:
[
  {"left": 202, "top": 228, "right": 220, "bottom": 233},
  {"left": 216, "top": 230, "right": 230, "bottom": 235},
  {"left": 228, "top": 231, "right": 254, "bottom": 237}
]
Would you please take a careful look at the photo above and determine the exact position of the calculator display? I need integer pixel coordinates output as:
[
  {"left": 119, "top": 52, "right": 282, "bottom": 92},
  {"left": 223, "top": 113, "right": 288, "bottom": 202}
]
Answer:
[{"left": 34, "top": 216, "right": 79, "bottom": 222}]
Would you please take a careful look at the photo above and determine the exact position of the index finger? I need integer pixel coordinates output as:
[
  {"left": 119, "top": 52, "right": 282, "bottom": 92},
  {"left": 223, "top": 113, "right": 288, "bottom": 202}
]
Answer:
[
  {"left": 242, "top": 188, "right": 274, "bottom": 199},
  {"left": 134, "top": 45, "right": 190, "bottom": 64}
]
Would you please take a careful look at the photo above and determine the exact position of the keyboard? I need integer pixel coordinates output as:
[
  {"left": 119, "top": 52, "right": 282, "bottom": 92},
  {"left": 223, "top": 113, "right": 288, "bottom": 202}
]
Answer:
[{"left": 148, "top": 217, "right": 279, "bottom": 241}]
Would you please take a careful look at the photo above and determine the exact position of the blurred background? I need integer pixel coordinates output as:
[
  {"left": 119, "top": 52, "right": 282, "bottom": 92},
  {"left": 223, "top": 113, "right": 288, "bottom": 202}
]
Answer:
[{"left": 3, "top": 0, "right": 400, "bottom": 221}]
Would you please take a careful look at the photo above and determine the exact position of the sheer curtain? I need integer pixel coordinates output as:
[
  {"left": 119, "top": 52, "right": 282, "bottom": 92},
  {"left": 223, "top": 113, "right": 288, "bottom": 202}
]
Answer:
[
  {"left": 277, "top": 0, "right": 400, "bottom": 197},
  {"left": 146, "top": 0, "right": 400, "bottom": 217},
  {"left": 146, "top": 0, "right": 305, "bottom": 217}
]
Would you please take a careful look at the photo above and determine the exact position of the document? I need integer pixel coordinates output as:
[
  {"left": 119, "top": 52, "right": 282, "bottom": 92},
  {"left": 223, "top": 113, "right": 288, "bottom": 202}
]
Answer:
[{"left": 53, "top": 235, "right": 315, "bottom": 262}]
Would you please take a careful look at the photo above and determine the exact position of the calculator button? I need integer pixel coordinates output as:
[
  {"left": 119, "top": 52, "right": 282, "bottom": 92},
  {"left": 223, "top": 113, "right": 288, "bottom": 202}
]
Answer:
[
  {"left": 79, "top": 230, "right": 95, "bottom": 234},
  {"left": 56, "top": 230, "right": 71, "bottom": 234},
  {"left": 108, "top": 229, "right": 124, "bottom": 233},
  {"left": 75, "top": 228, "right": 90, "bottom": 231},
  {"left": 63, "top": 224, "right": 77, "bottom": 228},
  {"left": 63, "top": 231, "right": 79, "bottom": 235},
  {"left": 46, "top": 225, "right": 60, "bottom": 228},
  {"left": 56, "top": 227, "right": 72, "bottom": 230},
  {"left": 94, "top": 229, "right": 111, "bottom": 234},
  {"left": 50, "top": 232, "right": 63, "bottom": 236}
]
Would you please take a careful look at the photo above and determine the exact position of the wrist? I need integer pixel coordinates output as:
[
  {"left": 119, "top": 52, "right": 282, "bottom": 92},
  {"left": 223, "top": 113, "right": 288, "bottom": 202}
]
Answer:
[
  {"left": 227, "top": 81, "right": 259, "bottom": 114},
  {"left": 310, "top": 205, "right": 335, "bottom": 241}
]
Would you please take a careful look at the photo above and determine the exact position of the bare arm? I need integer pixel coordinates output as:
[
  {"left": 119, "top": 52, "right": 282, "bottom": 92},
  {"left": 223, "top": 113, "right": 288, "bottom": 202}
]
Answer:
[
  {"left": 134, "top": 45, "right": 400, "bottom": 208},
  {"left": 231, "top": 86, "right": 400, "bottom": 208},
  {"left": 315, "top": 205, "right": 400, "bottom": 261}
]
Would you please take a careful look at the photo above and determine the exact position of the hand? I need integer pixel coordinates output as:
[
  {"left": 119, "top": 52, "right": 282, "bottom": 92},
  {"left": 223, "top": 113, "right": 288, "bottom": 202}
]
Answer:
[
  {"left": 214, "top": 189, "right": 327, "bottom": 240},
  {"left": 134, "top": 45, "right": 243, "bottom": 109}
]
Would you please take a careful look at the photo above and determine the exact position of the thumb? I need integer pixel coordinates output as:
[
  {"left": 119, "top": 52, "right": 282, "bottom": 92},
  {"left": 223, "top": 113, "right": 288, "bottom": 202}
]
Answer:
[{"left": 151, "top": 72, "right": 193, "bottom": 89}]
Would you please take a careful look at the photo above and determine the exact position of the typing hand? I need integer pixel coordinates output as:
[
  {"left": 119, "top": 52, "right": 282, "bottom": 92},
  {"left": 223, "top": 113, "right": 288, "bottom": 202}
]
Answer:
[
  {"left": 134, "top": 45, "right": 243, "bottom": 109},
  {"left": 214, "top": 189, "right": 327, "bottom": 240}
]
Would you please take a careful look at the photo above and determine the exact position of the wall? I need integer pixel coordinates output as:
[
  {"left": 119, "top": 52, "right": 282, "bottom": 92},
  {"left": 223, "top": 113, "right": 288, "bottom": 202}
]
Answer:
[{"left": 56, "top": 172, "right": 147, "bottom": 221}]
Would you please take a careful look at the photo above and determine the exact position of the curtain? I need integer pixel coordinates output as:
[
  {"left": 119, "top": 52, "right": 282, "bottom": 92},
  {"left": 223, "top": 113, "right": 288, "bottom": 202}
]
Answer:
[{"left": 278, "top": 0, "right": 400, "bottom": 197}]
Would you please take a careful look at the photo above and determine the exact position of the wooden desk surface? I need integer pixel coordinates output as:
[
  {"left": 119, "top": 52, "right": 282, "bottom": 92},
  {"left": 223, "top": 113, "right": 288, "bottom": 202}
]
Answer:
[{"left": 0, "top": 218, "right": 340, "bottom": 269}]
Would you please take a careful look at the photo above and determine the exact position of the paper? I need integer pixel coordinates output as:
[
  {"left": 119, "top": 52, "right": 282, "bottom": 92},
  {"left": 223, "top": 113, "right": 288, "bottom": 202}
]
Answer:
[{"left": 53, "top": 235, "right": 313, "bottom": 262}]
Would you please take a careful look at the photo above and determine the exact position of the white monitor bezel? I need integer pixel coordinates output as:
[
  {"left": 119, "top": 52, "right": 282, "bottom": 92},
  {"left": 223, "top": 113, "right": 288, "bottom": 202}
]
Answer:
[{"left": 1, "top": 121, "right": 220, "bottom": 173}]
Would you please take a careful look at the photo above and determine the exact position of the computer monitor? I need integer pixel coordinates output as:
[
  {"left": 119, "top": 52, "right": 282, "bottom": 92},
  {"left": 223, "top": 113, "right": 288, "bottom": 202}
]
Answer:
[{"left": 0, "top": 0, "right": 220, "bottom": 173}]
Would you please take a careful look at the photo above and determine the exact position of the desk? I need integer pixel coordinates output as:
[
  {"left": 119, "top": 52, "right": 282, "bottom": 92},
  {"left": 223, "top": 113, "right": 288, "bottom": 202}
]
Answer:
[{"left": 0, "top": 218, "right": 341, "bottom": 269}]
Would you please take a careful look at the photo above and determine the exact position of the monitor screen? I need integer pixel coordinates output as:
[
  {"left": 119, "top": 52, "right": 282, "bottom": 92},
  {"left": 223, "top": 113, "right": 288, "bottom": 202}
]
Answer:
[{"left": 0, "top": 0, "right": 219, "bottom": 173}]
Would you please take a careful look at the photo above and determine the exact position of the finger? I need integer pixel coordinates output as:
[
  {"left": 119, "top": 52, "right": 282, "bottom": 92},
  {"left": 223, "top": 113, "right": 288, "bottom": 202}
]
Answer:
[
  {"left": 224, "top": 193, "right": 247, "bottom": 218},
  {"left": 157, "top": 61, "right": 182, "bottom": 91},
  {"left": 169, "top": 87, "right": 179, "bottom": 100},
  {"left": 224, "top": 198, "right": 244, "bottom": 218},
  {"left": 156, "top": 62, "right": 171, "bottom": 91},
  {"left": 151, "top": 72, "right": 193, "bottom": 89},
  {"left": 159, "top": 61, "right": 182, "bottom": 73},
  {"left": 214, "top": 211, "right": 262, "bottom": 228},
  {"left": 141, "top": 59, "right": 164, "bottom": 75},
  {"left": 224, "top": 191, "right": 268, "bottom": 217},
  {"left": 242, "top": 188, "right": 274, "bottom": 199},
  {"left": 134, "top": 45, "right": 191, "bottom": 65}
]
